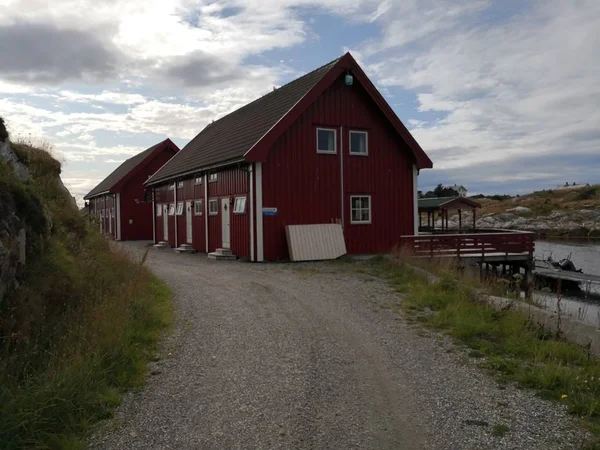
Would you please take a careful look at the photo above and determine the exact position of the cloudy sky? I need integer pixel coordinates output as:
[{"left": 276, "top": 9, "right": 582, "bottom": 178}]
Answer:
[{"left": 1, "top": 0, "right": 598, "bottom": 204}]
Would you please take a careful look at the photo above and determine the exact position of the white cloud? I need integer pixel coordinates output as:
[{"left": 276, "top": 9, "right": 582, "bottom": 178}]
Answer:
[{"left": 362, "top": 0, "right": 600, "bottom": 176}]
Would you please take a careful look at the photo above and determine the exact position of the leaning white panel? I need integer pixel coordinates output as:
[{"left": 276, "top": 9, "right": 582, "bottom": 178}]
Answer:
[{"left": 285, "top": 224, "right": 347, "bottom": 262}]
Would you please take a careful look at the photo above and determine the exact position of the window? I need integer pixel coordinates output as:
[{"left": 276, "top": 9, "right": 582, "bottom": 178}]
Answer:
[
  {"left": 194, "top": 177, "right": 202, "bottom": 185},
  {"left": 350, "top": 196, "right": 371, "bottom": 224},
  {"left": 233, "top": 197, "right": 246, "bottom": 214},
  {"left": 209, "top": 173, "right": 218, "bottom": 182},
  {"left": 177, "top": 181, "right": 183, "bottom": 188},
  {"left": 209, "top": 199, "right": 218, "bottom": 215},
  {"left": 176, "top": 202, "right": 184, "bottom": 215},
  {"left": 349, "top": 131, "right": 368, "bottom": 155},
  {"left": 194, "top": 200, "right": 203, "bottom": 216},
  {"left": 317, "top": 128, "right": 336, "bottom": 153},
  {"left": 100, "top": 210, "right": 104, "bottom": 218},
  {"left": 156, "top": 204, "right": 162, "bottom": 216},
  {"left": 168, "top": 184, "right": 174, "bottom": 190},
  {"left": 169, "top": 204, "right": 175, "bottom": 216}
]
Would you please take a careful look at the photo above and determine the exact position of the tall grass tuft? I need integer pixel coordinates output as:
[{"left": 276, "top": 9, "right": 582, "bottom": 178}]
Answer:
[{"left": 0, "top": 143, "right": 172, "bottom": 449}]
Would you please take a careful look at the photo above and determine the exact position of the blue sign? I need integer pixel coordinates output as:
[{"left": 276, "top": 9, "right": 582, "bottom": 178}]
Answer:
[{"left": 262, "top": 207, "right": 278, "bottom": 216}]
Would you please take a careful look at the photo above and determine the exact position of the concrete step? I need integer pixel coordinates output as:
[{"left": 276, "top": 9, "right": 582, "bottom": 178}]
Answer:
[
  {"left": 174, "top": 246, "right": 196, "bottom": 254},
  {"left": 154, "top": 241, "right": 170, "bottom": 248},
  {"left": 208, "top": 252, "right": 237, "bottom": 261},
  {"left": 215, "top": 247, "right": 233, "bottom": 255}
]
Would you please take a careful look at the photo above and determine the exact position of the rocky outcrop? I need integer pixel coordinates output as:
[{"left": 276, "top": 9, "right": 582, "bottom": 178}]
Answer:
[
  {"left": 0, "top": 140, "right": 55, "bottom": 303},
  {"left": 439, "top": 208, "right": 600, "bottom": 235},
  {"left": 0, "top": 140, "right": 29, "bottom": 181}
]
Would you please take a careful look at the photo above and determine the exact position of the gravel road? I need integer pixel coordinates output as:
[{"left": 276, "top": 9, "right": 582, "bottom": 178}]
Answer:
[{"left": 90, "top": 243, "right": 587, "bottom": 449}]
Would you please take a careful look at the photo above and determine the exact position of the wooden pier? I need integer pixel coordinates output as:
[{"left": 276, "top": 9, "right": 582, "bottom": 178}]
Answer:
[
  {"left": 400, "top": 229, "right": 536, "bottom": 292},
  {"left": 400, "top": 229, "right": 534, "bottom": 262}
]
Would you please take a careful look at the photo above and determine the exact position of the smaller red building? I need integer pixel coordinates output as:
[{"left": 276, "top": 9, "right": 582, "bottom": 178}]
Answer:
[{"left": 85, "top": 139, "right": 179, "bottom": 240}]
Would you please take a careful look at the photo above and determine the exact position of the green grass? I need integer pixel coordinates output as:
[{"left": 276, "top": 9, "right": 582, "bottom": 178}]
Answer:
[
  {"left": 360, "top": 256, "right": 600, "bottom": 445},
  {"left": 0, "top": 142, "right": 173, "bottom": 449}
]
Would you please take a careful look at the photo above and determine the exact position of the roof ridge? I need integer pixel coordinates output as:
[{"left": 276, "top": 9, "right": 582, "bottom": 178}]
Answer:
[{"left": 204, "top": 55, "right": 342, "bottom": 129}]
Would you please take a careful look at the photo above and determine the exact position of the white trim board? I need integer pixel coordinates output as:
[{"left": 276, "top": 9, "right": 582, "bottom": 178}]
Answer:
[
  {"left": 116, "top": 193, "right": 122, "bottom": 241},
  {"left": 255, "top": 162, "right": 264, "bottom": 262},
  {"left": 204, "top": 174, "right": 209, "bottom": 252},
  {"left": 249, "top": 164, "right": 255, "bottom": 261},
  {"left": 413, "top": 165, "right": 419, "bottom": 235}
]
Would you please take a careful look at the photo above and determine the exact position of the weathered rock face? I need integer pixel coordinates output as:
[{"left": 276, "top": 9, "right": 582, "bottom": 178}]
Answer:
[
  {"left": 438, "top": 208, "right": 600, "bottom": 235},
  {"left": 0, "top": 140, "right": 54, "bottom": 303},
  {"left": 0, "top": 140, "right": 29, "bottom": 181}
]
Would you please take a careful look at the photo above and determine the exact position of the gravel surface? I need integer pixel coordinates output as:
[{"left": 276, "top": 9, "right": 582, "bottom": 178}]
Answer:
[{"left": 89, "top": 243, "right": 588, "bottom": 449}]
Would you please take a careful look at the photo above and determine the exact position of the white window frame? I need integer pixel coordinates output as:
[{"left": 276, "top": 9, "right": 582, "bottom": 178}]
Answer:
[
  {"left": 177, "top": 181, "right": 184, "bottom": 188},
  {"left": 168, "top": 204, "right": 175, "bottom": 216},
  {"left": 209, "top": 173, "right": 218, "bottom": 182},
  {"left": 350, "top": 195, "right": 371, "bottom": 224},
  {"left": 194, "top": 200, "right": 203, "bottom": 216},
  {"left": 209, "top": 199, "right": 218, "bottom": 215},
  {"left": 194, "top": 177, "right": 202, "bottom": 185},
  {"left": 233, "top": 196, "right": 247, "bottom": 214},
  {"left": 168, "top": 184, "right": 174, "bottom": 191},
  {"left": 100, "top": 210, "right": 104, "bottom": 218},
  {"left": 349, "top": 130, "right": 369, "bottom": 156},
  {"left": 176, "top": 202, "right": 184, "bottom": 216},
  {"left": 156, "top": 204, "right": 162, "bottom": 217},
  {"left": 316, "top": 127, "right": 337, "bottom": 154}
]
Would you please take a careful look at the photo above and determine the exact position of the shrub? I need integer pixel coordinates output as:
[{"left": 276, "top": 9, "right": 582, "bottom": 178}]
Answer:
[{"left": 577, "top": 186, "right": 598, "bottom": 201}]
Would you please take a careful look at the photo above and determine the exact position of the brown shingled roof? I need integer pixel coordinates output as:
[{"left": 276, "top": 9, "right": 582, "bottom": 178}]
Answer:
[
  {"left": 146, "top": 57, "right": 341, "bottom": 185},
  {"left": 84, "top": 139, "right": 177, "bottom": 199}
]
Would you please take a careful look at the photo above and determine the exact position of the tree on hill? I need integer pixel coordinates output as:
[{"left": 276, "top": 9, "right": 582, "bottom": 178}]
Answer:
[{"left": 423, "top": 184, "right": 459, "bottom": 198}]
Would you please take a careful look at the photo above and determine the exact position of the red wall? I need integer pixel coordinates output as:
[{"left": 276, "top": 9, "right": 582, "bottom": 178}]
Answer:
[
  {"left": 151, "top": 167, "right": 249, "bottom": 258},
  {"left": 90, "top": 195, "right": 116, "bottom": 238},
  {"left": 207, "top": 167, "right": 249, "bottom": 258},
  {"left": 119, "top": 147, "right": 177, "bottom": 241},
  {"left": 262, "top": 76, "right": 415, "bottom": 260}
]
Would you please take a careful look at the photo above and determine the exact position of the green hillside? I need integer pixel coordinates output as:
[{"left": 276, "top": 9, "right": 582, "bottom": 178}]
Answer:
[{"left": 0, "top": 125, "right": 172, "bottom": 449}]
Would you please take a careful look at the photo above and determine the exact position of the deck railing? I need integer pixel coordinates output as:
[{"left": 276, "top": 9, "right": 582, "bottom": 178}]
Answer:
[{"left": 400, "top": 230, "right": 535, "bottom": 259}]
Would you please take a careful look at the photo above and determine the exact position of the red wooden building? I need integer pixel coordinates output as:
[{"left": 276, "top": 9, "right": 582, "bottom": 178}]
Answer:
[
  {"left": 85, "top": 139, "right": 179, "bottom": 240},
  {"left": 145, "top": 53, "right": 433, "bottom": 260}
]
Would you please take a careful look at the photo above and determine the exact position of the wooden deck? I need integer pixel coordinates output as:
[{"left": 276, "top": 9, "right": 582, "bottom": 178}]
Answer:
[
  {"left": 400, "top": 230, "right": 535, "bottom": 263},
  {"left": 533, "top": 268, "right": 600, "bottom": 285}
]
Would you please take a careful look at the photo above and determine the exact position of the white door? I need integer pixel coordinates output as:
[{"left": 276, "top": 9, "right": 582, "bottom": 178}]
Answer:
[
  {"left": 163, "top": 205, "right": 168, "bottom": 241},
  {"left": 109, "top": 210, "right": 112, "bottom": 234},
  {"left": 221, "top": 198, "right": 230, "bottom": 249},
  {"left": 186, "top": 201, "right": 193, "bottom": 244}
]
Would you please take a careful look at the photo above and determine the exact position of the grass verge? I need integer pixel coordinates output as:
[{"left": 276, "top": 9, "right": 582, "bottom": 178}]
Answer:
[
  {"left": 0, "top": 141, "right": 173, "bottom": 449},
  {"left": 358, "top": 255, "right": 600, "bottom": 447},
  {"left": 0, "top": 239, "right": 173, "bottom": 450}
]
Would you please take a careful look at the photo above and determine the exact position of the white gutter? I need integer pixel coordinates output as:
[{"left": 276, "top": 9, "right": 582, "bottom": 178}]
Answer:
[
  {"left": 340, "top": 126, "right": 344, "bottom": 227},
  {"left": 204, "top": 174, "right": 209, "bottom": 252},
  {"left": 174, "top": 182, "right": 178, "bottom": 248},
  {"left": 116, "top": 193, "right": 122, "bottom": 240},
  {"left": 151, "top": 189, "right": 156, "bottom": 244},
  {"left": 413, "top": 165, "right": 419, "bottom": 235},
  {"left": 255, "top": 162, "right": 264, "bottom": 262},
  {"left": 249, "top": 164, "right": 254, "bottom": 261}
]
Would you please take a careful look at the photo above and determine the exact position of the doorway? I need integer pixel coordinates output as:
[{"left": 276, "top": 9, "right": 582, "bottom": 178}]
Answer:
[
  {"left": 186, "top": 201, "right": 193, "bottom": 244},
  {"left": 163, "top": 205, "right": 168, "bottom": 241},
  {"left": 221, "top": 198, "right": 230, "bottom": 249}
]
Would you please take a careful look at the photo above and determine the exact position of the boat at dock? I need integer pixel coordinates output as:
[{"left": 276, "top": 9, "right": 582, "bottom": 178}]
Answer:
[{"left": 534, "top": 254, "right": 600, "bottom": 294}]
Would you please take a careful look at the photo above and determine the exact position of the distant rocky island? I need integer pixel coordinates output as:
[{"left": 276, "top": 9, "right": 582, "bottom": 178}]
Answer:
[{"left": 439, "top": 185, "right": 600, "bottom": 238}]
